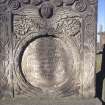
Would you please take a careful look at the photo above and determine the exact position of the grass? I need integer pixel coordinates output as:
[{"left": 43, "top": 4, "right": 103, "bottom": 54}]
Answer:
[{"left": 96, "top": 54, "right": 102, "bottom": 73}]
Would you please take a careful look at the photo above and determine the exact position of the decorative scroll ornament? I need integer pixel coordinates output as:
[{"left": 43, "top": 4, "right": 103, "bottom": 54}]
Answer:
[
  {"left": 75, "top": 0, "right": 87, "bottom": 12},
  {"left": 8, "top": 0, "right": 20, "bottom": 10}
]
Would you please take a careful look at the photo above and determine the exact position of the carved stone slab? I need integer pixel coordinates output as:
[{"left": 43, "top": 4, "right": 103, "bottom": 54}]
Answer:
[
  {"left": 0, "top": 97, "right": 102, "bottom": 105},
  {"left": 0, "top": 0, "right": 97, "bottom": 100}
]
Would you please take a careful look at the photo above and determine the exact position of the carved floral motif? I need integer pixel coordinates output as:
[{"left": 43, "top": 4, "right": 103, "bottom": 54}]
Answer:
[
  {"left": 53, "top": 16, "right": 81, "bottom": 36},
  {"left": 14, "top": 15, "right": 46, "bottom": 37}
]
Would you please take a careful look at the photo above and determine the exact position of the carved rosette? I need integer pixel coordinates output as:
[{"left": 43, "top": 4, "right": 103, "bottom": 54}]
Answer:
[
  {"left": 8, "top": 0, "right": 20, "bottom": 10},
  {"left": 75, "top": 0, "right": 87, "bottom": 12}
]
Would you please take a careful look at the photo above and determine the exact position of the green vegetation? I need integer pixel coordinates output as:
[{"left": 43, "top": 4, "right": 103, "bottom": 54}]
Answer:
[{"left": 96, "top": 54, "right": 102, "bottom": 73}]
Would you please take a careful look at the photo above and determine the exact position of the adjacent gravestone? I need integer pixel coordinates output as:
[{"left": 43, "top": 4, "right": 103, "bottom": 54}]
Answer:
[{"left": 0, "top": 0, "right": 101, "bottom": 105}]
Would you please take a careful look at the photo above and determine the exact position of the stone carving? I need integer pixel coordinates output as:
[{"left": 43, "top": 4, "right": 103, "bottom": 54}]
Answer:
[
  {"left": 21, "top": 0, "right": 30, "bottom": 4},
  {"left": 75, "top": 0, "right": 87, "bottom": 12},
  {"left": 0, "top": 0, "right": 98, "bottom": 103},
  {"left": 31, "top": 0, "right": 42, "bottom": 6},
  {"left": 0, "top": 14, "right": 11, "bottom": 98},
  {"left": 83, "top": 14, "right": 96, "bottom": 97},
  {"left": 88, "top": 0, "right": 97, "bottom": 5},
  {"left": 55, "top": 17, "right": 81, "bottom": 36},
  {"left": 52, "top": 0, "right": 63, "bottom": 7},
  {"left": 64, "top": 0, "right": 76, "bottom": 5},
  {"left": 21, "top": 36, "right": 79, "bottom": 95},
  {"left": 0, "top": 6, "right": 7, "bottom": 12},
  {"left": 0, "top": 0, "right": 7, "bottom": 4},
  {"left": 84, "top": 14, "right": 95, "bottom": 49},
  {"left": 0, "top": 15, "right": 8, "bottom": 22},
  {"left": 8, "top": 0, "right": 20, "bottom": 10},
  {"left": 39, "top": 2, "right": 53, "bottom": 18},
  {"left": 13, "top": 15, "right": 45, "bottom": 37}
]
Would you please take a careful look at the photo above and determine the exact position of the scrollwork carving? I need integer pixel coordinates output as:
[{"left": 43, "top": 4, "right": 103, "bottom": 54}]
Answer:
[
  {"left": 8, "top": 0, "right": 20, "bottom": 10},
  {"left": 75, "top": 0, "right": 87, "bottom": 12}
]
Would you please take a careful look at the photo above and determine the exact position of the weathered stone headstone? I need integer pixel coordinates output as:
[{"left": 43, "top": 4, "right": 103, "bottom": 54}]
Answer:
[{"left": 0, "top": 0, "right": 101, "bottom": 105}]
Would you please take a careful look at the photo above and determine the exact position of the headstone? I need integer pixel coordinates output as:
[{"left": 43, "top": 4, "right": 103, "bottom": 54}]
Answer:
[{"left": 0, "top": 0, "right": 101, "bottom": 105}]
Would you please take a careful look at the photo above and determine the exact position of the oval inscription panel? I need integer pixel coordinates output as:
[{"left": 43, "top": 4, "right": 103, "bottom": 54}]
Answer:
[{"left": 21, "top": 37, "right": 74, "bottom": 92}]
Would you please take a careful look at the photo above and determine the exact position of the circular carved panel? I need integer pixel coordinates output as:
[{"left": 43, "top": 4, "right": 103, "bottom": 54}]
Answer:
[{"left": 21, "top": 36, "right": 74, "bottom": 92}]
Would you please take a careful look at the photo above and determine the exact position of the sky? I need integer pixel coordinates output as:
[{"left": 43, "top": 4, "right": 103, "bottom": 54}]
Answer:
[
  {"left": 97, "top": 0, "right": 105, "bottom": 42},
  {"left": 97, "top": 0, "right": 105, "bottom": 32}
]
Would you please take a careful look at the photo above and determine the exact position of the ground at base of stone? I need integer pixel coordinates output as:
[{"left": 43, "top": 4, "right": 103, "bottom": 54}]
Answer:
[{"left": 0, "top": 97, "right": 102, "bottom": 105}]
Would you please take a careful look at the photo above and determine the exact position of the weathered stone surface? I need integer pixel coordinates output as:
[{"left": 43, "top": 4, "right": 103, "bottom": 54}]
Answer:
[
  {"left": 0, "top": 0, "right": 98, "bottom": 103},
  {"left": 0, "top": 97, "right": 102, "bottom": 105}
]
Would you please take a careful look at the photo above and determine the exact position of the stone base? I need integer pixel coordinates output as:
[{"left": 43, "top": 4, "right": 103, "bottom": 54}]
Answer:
[{"left": 0, "top": 97, "right": 102, "bottom": 105}]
